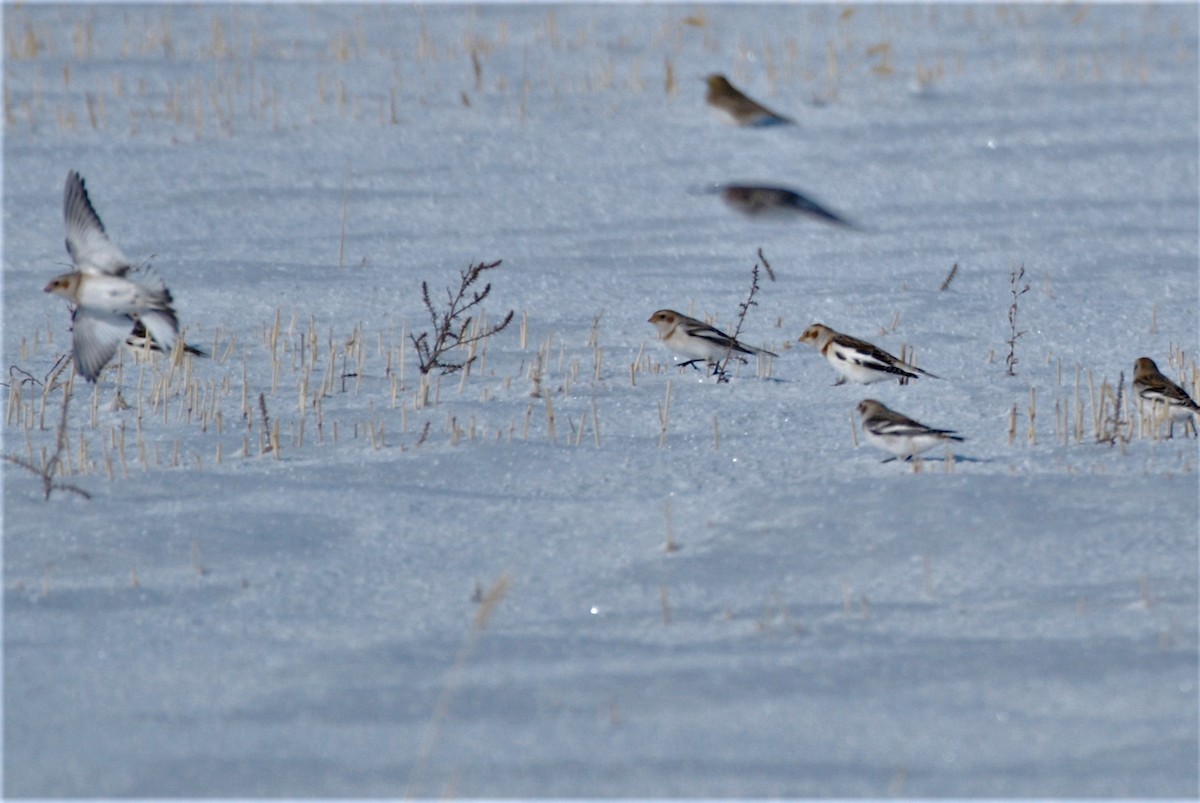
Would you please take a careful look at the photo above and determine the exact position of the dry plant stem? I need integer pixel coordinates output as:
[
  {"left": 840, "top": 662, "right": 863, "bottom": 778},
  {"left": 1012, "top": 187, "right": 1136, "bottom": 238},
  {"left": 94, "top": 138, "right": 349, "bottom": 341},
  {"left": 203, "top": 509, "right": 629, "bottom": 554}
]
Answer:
[
  {"left": 1097, "top": 371, "right": 1131, "bottom": 444},
  {"left": 406, "top": 573, "right": 510, "bottom": 800},
  {"left": 410, "top": 259, "right": 514, "bottom": 377},
  {"left": 657, "top": 379, "right": 672, "bottom": 447},
  {"left": 663, "top": 498, "right": 679, "bottom": 552},
  {"left": 4, "top": 380, "right": 92, "bottom": 500},
  {"left": 940, "top": 262, "right": 959, "bottom": 291},
  {"left": 1005, "top": 263, "right": 1030, "bottom": 377},
  {"left": 716, "top": 249, "right": 770, "bottom": 382},
  {"left": 757, "top": 246, "right": 776, "bottom": 282},
  {"left": 258, "top": 392, "right": 273, "bottom": 454},
  {"left": 590, "top": 395, "right": 602, "bottom": 447},
  {"left": 544, "top": 390, "right": 557, "bottom": 444},
  {"left": 1027, "top": 386, "right": 1037, "bottom": 444},
  {"left": 338, "top": 164, "right": 349, "bottom": 269}
]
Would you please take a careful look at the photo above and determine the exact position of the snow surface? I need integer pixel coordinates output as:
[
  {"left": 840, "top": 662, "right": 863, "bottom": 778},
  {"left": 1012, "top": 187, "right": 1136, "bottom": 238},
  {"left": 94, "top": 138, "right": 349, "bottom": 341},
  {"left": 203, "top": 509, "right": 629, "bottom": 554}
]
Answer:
[{"left": 3, "top": 3, "right": 1198, "bottom": 797}]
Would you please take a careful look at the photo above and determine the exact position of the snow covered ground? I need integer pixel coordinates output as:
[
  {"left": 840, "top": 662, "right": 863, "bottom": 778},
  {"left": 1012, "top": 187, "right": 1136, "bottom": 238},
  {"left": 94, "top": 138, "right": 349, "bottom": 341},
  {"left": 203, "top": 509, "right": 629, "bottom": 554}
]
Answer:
[{"left": 3, "top": 3, "right": 1198, "bottom": 797}]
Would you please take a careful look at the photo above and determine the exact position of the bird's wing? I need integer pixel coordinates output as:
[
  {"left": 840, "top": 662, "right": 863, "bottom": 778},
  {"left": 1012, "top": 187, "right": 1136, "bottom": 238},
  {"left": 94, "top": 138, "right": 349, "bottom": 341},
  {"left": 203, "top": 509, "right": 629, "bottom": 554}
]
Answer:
[
  {"left": 1140, "top": 378, "right": 1200, "bottom": 409},
  {"left": 71, "top": 307, "right": 132, "bottom": 380},
  {"left": 684, "top": 321, "right": 753, "bottom": 354},
  {"left": 135, "top": 309, "right": 179, "bottom": 354},
  {"left": 831, "top": 337, "right": 914, "bottom": 376},
  {"left": 868, "top": 414, "right": 958, "bottom": 440},
  {"left": 63, "top": 171, "right": 132, "bottom": 276}
]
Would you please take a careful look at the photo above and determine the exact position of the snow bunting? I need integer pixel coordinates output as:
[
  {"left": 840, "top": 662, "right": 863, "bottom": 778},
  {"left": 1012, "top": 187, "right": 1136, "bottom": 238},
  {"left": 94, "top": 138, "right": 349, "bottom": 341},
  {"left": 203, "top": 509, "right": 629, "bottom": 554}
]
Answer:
[
  {"left": 857, "top": 399, "right": 963, "bottom": 462},
  {"left": 45, "top": 269, "right": 180, "bottom": 382},
  {"left": 47, "top": 170, "right": 196, "bottom": 380},
  {"left": 1133, "top": 356, "right": 1199, "bottom": 437},
  {"left": 705, "top": 74, "right": 793, "bottom": 127},
  {"left": 714, "top": 184, "right": 855, "bottom": 228},
  {"left": 648, "top": 309, "right": 777, "bottom": 374},
  {"left": 799, "top": 323, "right": 937, "bottom": 385}
]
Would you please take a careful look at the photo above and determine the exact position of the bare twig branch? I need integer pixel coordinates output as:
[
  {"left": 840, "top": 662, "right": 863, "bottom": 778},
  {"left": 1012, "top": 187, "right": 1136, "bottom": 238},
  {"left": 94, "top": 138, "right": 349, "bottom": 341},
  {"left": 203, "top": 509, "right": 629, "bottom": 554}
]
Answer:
[
  {"left": 715, "top": 249, "right": 769, "bottom": 382},
  {"left": 940, "top": 262, "right": 959, "bottom": 291},
  {"left": 410, "top": 259, "right": 513, "bottom": 377},
  {"left": 258, "top": 392, "right": 273, "bottom": 454},
  {"left": 1097, "top": 370, "right": 1132, "bottom": 445},
  {"left": 4, "top": 364, "right": 41, "bottom": 389},
  {"left": 3, "top": 382, "right": 91, "bottom": 500},
  {"left": 1005, "top": 263, "right": 1030, "bottom": 377},
  {"left": 758, "top": 247, "right": 776, "bottom": 282}
]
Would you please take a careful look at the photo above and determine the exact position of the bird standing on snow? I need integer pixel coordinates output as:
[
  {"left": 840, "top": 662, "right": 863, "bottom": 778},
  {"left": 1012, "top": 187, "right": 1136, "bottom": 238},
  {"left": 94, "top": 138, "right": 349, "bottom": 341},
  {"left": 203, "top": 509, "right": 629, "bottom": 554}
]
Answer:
[
  {"left": 857, "top": 399, "right": 964, "bottom": 462},
  {"left": 705, "top": 74, "right": 794, "bottom": 127},
  {"left": 648, "top": 309, "right": 777, "bottom": 375},
  {"left": 1133, "top": 356, "right": 1199, "bottom": 437},
  {"left": 800, "top": 323, "right": 936, "bottom": 385},
  {"left": 713, "top": 184, "right": 855, "bottom": 228},
  {"left": 45, "top": 170, "right": 198, "bottom": 382}
]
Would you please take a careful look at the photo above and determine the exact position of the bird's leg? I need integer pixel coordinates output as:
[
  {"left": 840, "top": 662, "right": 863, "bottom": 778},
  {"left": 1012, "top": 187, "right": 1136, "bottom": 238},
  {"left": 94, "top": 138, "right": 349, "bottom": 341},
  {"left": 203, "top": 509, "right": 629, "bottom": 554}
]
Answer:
[
  {"left": 1171, "top": 416, "right": 1197, "bottom": 438},
  {"left": 709, "top": 360, "right": 733, "bottom": 383},
  {"left": 677, "top": 359, "right": 703, "bottom": 371}
]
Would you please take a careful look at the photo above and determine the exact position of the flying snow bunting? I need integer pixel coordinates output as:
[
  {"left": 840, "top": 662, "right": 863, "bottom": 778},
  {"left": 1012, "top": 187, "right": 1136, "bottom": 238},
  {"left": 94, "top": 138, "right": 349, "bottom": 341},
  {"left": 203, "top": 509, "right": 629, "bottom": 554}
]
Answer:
[
  {"left": 713, "top": 184, "right": 855, "bottom": 228},
  {"left": 705, "top": 74, "right": 793, "bottom": 127},
  {"left": 45, "top": 269, "right": 181, "bottom": 382},
  {"left": 857, "top": 399, "right": 963, "bottom": 462},
  {"left": 1133, "top": 356, "right": 1199, "bottom": 437},
  {"left": 46, "top": 170, "right": 195, "bottom": 381},
  {"left": 648, "top": 309, "right": 777, "bottom": 374},
  {"left": 800, "top": 323, "right": 937, "bottom": 385}
]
